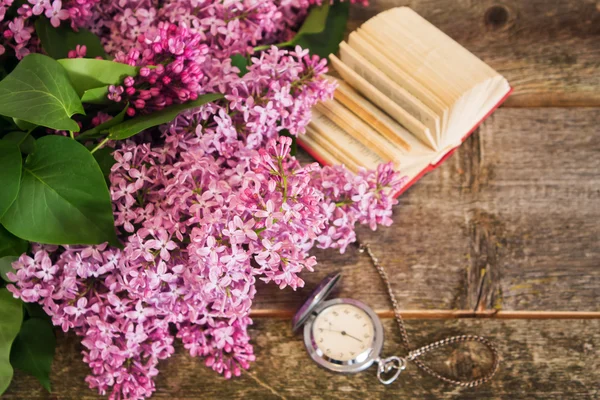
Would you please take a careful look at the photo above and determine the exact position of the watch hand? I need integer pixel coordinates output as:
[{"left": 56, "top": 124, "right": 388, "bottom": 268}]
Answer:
[
  {"left": 341, "top": 332, "right": 363, "bottom": 342},
  {"left": 323, "top": 328, "right": 363, "bottom": 343}
]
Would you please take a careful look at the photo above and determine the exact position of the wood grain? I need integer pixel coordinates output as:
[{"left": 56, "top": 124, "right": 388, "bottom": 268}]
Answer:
[
  {"left": 256, "top": 107, "right": 600, "bottom": 313},
  {"left": 347, "top": 0, "right": 600, "bottom": 107},
  {"left": 253, "top": 186, "right": 475, "bottom": 311},
  {"left": 4, "top": 319, "right": 599, "bottom": 399},
  {"left": 468, "top": 107, "right": 600, "bottom": 311},
  {"left": 5, "top": 3, "right": 600, "bottom": 399}
]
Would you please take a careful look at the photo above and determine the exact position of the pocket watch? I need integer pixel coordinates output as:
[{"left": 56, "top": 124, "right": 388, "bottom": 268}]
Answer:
[
  {"left": 292, "top": 272, "right": 405, "bottom": 384},
  {"left": 292, "top": 243, "right": 501, "bottom": 388}
]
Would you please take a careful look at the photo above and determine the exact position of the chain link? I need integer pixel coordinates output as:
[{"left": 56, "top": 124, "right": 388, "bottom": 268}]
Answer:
[{"left": 357, "top": 241, "right": 500, "bottom": 388}]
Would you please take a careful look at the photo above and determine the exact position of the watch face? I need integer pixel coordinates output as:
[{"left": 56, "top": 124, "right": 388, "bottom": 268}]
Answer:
[
  {"left": 304, "top": 298, "right": 384, "bottom": 373},
  {"left": 312, "top": 304, "right": 375, "bottom": 361}
]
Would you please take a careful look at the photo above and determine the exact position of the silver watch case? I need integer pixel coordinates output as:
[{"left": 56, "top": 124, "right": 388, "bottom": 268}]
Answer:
[{"left": 303, "top": 298, "right": 384, "bottom": 373}]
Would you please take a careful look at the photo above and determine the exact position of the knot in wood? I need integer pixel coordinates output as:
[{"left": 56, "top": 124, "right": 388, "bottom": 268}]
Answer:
[{"left": 485, "top": 5, "right": 510, "bottom": 29}]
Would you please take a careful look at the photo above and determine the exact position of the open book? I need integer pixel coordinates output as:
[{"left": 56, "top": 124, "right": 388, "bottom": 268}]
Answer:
[{"left": 299, "top": 7, "right": 512, "bottom": 196}]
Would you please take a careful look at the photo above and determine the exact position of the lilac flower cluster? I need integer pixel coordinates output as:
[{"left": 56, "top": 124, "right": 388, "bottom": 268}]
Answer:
[
  {"left": 0, "top": 0, "right": 98, "bottom": 57},
  {"left": 93, "top": 0, "right": 314, "bottom": 57},
  {"left": 8, "top": 135, "right": 402, "bottom": 399},
  {"left": 4, "top": 1, "right": 407, "bottom": 399},
  {"left": 109, "top": 22, "right": 208, "bottom": 116},
  {"left": 180, "top": 45, "right": 332, "bottom": 157},
  {"left": 0, "top": 0, "right": 369, "bottom": 59}
]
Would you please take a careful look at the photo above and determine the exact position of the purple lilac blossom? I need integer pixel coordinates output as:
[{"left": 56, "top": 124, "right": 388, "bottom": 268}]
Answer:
[
  {"left": 3, "top": 1, "right": 408, "bottom": 399},
  {"left": 8, "top": 136, "right": 402, "bottom": 399}
]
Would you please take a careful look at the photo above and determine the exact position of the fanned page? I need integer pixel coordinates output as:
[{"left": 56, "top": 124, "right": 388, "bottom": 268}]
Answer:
[{"left": 301, "top": 7, "right": 511, "bottom": 195}]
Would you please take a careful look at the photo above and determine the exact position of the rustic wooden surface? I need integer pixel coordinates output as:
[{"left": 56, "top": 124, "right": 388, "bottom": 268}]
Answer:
[
  {"left": 5, "top": 319, "right": 600, "bottom": 399},
  {"left": 5, "top": 1, "right": 600, "bottom": 399},
  {"left": 254, "top": 108, "right": 600, "bottom": 313},
  {"left": 348, "top": 0, "right": 600, "bottom": 107}
]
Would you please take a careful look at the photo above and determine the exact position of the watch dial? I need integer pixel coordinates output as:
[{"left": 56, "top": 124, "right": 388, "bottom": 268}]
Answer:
[{"left": 312, "top": 303, "right": 375, "bottom": 361}]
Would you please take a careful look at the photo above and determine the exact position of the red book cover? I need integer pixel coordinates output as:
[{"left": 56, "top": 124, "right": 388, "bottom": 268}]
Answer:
[{"left": 298, "top": 87, "right": 513, "bottom": 198}]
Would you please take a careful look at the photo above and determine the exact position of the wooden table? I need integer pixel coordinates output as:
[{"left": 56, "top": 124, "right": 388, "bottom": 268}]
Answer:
[{"left": 5, "top": 1, "right": 600, "bottom": 398}]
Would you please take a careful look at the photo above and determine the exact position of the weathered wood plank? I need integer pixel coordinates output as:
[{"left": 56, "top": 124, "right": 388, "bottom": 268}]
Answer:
[
  {"left": 466, "top": 107, "right": 600, "bottom": 311},
  {"left": 256, "top": 108, "right": 600, "bottom": 313},
  {"left": 5, "top": 319, "right": 599, "bottom": 399},
  {"left": 347, "top": 0, "right": 600, "bottom": 107},
  {"left": 253, "top": 183, "right": 475, "bottom": 311},
  {"left": 256, "top": 148, "right": 475, "bottom": 311}
]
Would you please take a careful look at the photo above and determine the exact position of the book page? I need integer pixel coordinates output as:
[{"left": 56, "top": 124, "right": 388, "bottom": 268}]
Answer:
[
  {"left": 370, "top": 11, "right": 475, "bottom": 98},
  {"left": 338, "top": 42, "right": 440, "bottom": 139},
  {"left": 302, "top": 128, "right": 361, "bottom": 172},
  {"left": 308, "top": 110, "right": 384, "bottom": 170},
  {"left": 332, "top": 79, "right": 436, "bottom": 157},
  {"left": 315, "top": 99, "right": 400, "bottom": 162},
  {"left": 358, "top": 23, "right": 463, "bottom": 105},
  {"left": 347, "top": 31, "right": 449, "bottom": 139},
  {"left": 304, "top": 122, "right": 436, "bottom": 183},
  {"left": 329, "top": 54, "right": 437, "bottom": 150},
  {"left": 389, "top": 8, "right": 499, "bottom": 84},
  {"left": 333, "top": 82, "right": 410, "bottom": 151},
  {"left": 298, "top": 133, "right": 345, "bottom": 168}
]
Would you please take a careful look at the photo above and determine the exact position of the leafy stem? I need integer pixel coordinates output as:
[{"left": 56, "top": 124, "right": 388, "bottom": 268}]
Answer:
[
  {"left": 335, "top": 200, "right": 353, "bottom": 207},
  {"left": 277, "top": 157, "right": 288, "bottom": 202},
  {"left": 16, "top": 128, "right": 34, "bottom": 146},
  {"left": 253, "top": 41, "right": 291, "bottom": 52},
  {"left": 90, "top": 137, "right": 110, "bottom": 154}
]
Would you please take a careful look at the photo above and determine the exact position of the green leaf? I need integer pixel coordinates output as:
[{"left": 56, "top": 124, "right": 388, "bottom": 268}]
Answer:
[
  {"left": 0, "top": 256, "right": 17, "bottom": 282},
  {"left": 58, "top": 58, "right": 138, "bottom": 97},
  {"left": 108, "top": 93, "right": 224, "bottom": 140},
  {"left": 0, "top": 288, "right": 23, "bottom": 396},
  {"left": 10, "top": 318, "right": 55, "bottom": 393},
  {"left": 0, "top": 141, "right": 21, "bottom": 219},
  {"left": 0, "top": 54, "right": 84, "bottom": 132},
  {"left": 35, "top": 17, "right": 106, "bottom": 60},
  {"left": 77, "top": 105, "right": 128, "bottom": 141},
  {"left": 0, "top": 116, "right": 16, "bottom": 133},
  {"left": 93, "top": 147, "right": 116, "bottom": 184},
  {"left": 2, "top": 131, "right": 35, "bottom": 154},
  {"left": 1, "top": 136, "right": 120, "bottom": 247},
  {"left": 294, "top": 2, "right": 330, "bottom": 41},
  {"left": 295, "top": 1, "right": 350, "bottom": 58},
  {"left": 23, "top": 303, "right": 51, "bottom": 321},
  {"left": 81, "top": 86, "right": 109, "bottom": 104},
  {"left": 12, "top": 118, "right": 36, "bottom": 132},
  {"left": 0, "top": 226, "right": 28, "bottom": 258},
  {"left": 230, "top": 54, "right": 249, "bottom": 77}
]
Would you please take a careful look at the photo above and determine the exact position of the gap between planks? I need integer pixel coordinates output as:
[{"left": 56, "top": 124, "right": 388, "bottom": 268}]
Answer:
[{"left": 250, "top": 309, "right": 600, "bottom": 319}]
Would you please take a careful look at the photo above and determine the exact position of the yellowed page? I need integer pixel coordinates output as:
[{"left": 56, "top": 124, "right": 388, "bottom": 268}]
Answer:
[
  {"left": 299, "top": 133, "right": 344, "bottom": 164},
  {"left": 389, "top": 8, "right": 499, "bottom": 83},
  {"left": 309, "top": 109, "right": 385, "bottom": 169},
  {"left": 339, "top": 42, "right": 440, "bottom": 140},
  {"left": 333, "top": 80, "right": 411, "bottom": 151},
  {"left": 302, "top": 128, "right": 360, "bottom": 172},
  {"left": 347, "top": 32, "right": 448, "bottom": 133},
  {"left": 305, "top": 120, "right": 436, "bottom": 183},
  {"left": 330, "top": 54, "right": 437, "bottom": 150},
  {"left": 315, "top": 100, "right": 401, "bottom": 162}
]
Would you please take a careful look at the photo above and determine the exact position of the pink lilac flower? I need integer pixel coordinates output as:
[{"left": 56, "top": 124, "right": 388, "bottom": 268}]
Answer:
[
  {"left": 0, "top": 0, "right": 99, "bottom": 58},
  {"left": 3, "top": 1, "right": 407, "bottom": 399},
  {"left": 67, "top": 44, "right": 87, "bottom": 58},
  {"left": 45, "top": 0, "right": 69, "bottom": 27},
  {"left": 109, "top": 22, "right": 209, "bottom": 115},
  {"left": 8, "top": 136, "right": 402, "bottom": 399}
]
